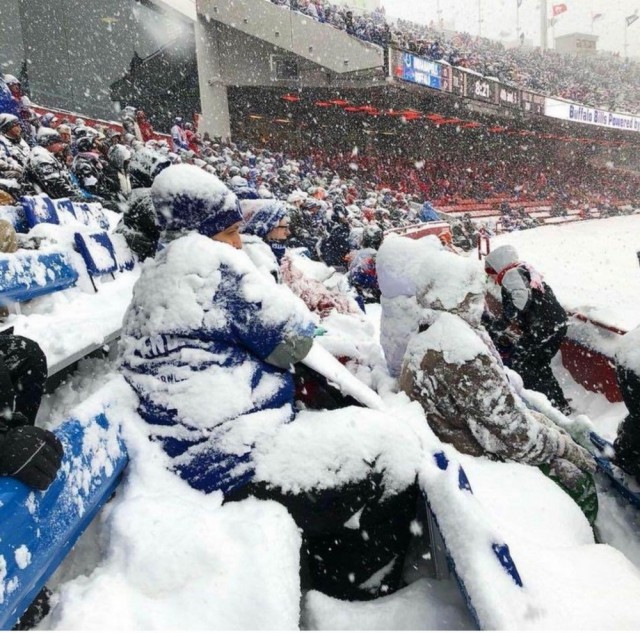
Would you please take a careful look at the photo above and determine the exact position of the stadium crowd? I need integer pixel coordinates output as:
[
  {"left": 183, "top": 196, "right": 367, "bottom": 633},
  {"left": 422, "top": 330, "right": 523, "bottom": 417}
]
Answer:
[{"left": 268, "top": 0, "right": 640, "bottom": 114}]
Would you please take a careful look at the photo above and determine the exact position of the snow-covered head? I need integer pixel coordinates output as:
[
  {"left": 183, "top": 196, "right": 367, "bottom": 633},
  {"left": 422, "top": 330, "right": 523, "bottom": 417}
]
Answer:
[
  {"left": 416, "top": 250, "right": 486, "bottom": 326},
  {"left": 377, "top": 234, "right": 443, "bottom": 299},
  {"left": 151, "top": 165, "right": 243, "bottom": 237},
  {"left": 242, "top": 201, "right": 288, "bottom": 240},
  {"left": 484, "top": 245, "right": 519, "bottom": 276}
]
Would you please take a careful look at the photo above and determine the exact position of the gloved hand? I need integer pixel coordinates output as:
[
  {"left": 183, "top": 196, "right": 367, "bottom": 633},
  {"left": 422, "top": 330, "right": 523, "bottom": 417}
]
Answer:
[
  {"left": 0, "top": 426, "right": 64, "bottom": 490},
  {"left": 561, "top": 437, "right": 597, "bottom": 474}
]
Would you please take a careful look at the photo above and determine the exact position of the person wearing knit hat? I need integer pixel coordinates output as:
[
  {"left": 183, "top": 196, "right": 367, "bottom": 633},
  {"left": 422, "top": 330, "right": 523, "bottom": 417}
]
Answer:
[
  {"left": 120, "top": 164, "right": 423, "bottom": 603},
  {"left": 242, "top": 200, "right": 290, "bottom": 263},
  {"left": 24, "top": 127, "right": 82, "bottom": 200},
  {"left": 151, "top": 164, "right": 243, "bottom": 247},
  {"left": 0, "top": 113, "right": 30, "bottom": 179}
]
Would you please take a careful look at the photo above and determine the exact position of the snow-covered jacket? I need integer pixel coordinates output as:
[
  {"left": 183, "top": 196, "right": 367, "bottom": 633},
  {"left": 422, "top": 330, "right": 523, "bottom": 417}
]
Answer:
[
  {"left": 400, "top": 311, "right": 569, "bottom": 465},
  {"left": 120, "top": 234, "right": 316, "bottom": 495},
  {"left": 0, "top": 133, "right": 30, "bottom": 177},
  {"left": 241, "top": 233, "right": 280, "bottom": 282},
  {"left": 25, "top": 146, "right": 81, "bottom": 199},
  {"left": 484, "top": 246, "right": 567, "bottom": 344},
  {"left": 72, "top": 150, "right": 104, "bottom": 191}
]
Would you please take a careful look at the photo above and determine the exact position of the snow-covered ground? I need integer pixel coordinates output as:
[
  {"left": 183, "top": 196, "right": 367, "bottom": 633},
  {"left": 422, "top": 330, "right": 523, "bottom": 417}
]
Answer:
[{"left": 19, "top": 216, "right": 640, "bottom": 629}]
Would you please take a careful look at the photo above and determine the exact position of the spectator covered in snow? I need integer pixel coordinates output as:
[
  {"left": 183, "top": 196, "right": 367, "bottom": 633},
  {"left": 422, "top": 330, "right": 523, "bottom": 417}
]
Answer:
[
  {"left": 613, "top": 326, "right": 640, "bottom": 482},
  {"left": 242, "top": 199, "right": 291, "bottom": 280},
  {"left": 377, "top": 234, "right": 445, "bottom": 377},
  {"left": 399, "top": 248, "right": 598, "bottom": 524},
  {"left": 483, "top": 245, "right": 571, "bottom": 414},
  {"left": 0, "top": 113, "right": 30, "bottom": 180},
  {"left": 120, "top": 165, "right": 425, "bottom": 601},
  {"left": 24, "top": 127, "right": 84, "bottom": 200},
  {"left": 170, "top": 117, "right": 188, "bottom": 152}
]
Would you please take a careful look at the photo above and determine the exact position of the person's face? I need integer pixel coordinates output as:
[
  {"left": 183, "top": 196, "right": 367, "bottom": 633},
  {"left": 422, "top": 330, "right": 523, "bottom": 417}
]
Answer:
[
  {"left": 5, "top": 122, "right": 22, "bottom": 140},
  {"left": 212, "top": 221, "right": 243, "bottom": 250},
  {"left": 266, "top": 218, "right": 291, "bottom": 242}
]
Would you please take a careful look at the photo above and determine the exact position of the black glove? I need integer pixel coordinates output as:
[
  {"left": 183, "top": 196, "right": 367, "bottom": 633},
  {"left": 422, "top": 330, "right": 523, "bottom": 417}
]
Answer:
[
  {"left": 0, "top": 411, "right": 30, "bottom": 429},
  {"left": 0, "top": 426, "right": 63, "bottom": 490}
]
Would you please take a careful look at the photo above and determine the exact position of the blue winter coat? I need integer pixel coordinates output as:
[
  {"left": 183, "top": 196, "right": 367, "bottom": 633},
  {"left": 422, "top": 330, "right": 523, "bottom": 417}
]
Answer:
[
  {"left": 419, "top": 202, "right": 440, "bottom": 222},
  {"left": 120, "top": 234, "right": 316, "bottom": 495}
]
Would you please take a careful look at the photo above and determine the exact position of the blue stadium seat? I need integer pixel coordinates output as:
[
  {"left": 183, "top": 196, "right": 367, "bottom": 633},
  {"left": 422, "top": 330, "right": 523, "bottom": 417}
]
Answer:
[
  {"left": 72, "top": 203, "right": 109, "bottom": 231},
  {"left": 0, "top": 251, "right": 79, "bottom": 306},
  {"left": 73, "top": 231, "right": 118, "bottom": 291},
  {"left": 20, "top": 195, "right": 59, "bottom": 228},
  {"left": 52, "top": 198, "right": 78, "bottom": 225},
  {"left": 0, "top": 412, "right": 128, "bottom": 630}
]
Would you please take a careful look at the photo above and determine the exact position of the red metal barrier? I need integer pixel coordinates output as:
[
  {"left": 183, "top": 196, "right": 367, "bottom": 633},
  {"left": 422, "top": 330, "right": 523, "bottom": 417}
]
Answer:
[{"left": 560, "top": 338, "right": 622, "bottom": 403}]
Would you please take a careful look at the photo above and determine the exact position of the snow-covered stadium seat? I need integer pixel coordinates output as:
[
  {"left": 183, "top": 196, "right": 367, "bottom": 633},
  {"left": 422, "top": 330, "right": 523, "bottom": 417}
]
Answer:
[
  {"left": 0, "top": 250, "right": 79, "bottom": 306},
  {"left": 72, "top": 202, "right": 109, "bottom": 231},
  {"left": 0, "top": 411, "right": 127, "bottom": 630},
  {"left": 21, "top": 194, "right": 59, "bottom": 228},
  {"left": 73, "top": 231, "right": 118, "bottom": 290}
]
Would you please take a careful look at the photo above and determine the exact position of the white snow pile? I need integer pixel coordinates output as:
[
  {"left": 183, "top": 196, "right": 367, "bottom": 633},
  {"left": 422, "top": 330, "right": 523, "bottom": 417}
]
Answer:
[
  {"left": 420, "top": 430, "right": 640, "bottom": 630},
  {"left": 46, "top": 377, "right": 303, "bottom": 630},
  {"left": 615, "top": 325, "right": 640, "bottom": 374}
]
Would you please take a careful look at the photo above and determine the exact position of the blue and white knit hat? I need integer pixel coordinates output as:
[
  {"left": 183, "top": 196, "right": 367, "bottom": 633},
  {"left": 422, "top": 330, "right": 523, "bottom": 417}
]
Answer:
[
  {"left": 151, "top": 164, "right": 243, "bottom": 237},
  {"left": 242, "top": 201, "right": 288, "bottom": 239}
]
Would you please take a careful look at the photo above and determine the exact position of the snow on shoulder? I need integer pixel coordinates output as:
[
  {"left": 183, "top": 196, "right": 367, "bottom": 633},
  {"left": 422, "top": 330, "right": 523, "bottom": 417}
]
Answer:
[
  {"left": 414, "top": 247, "right": 485, "bottom": 313},
  {"left": 123, "top": 233, "right": 310, "bottom": 336},
  {"left": 404, "top": 312, "right": 486, "bottom": 368}
]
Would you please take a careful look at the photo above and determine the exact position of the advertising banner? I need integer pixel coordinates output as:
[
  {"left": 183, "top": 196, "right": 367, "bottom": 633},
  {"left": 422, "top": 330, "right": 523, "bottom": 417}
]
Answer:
[
  {"left": 521, "top": 90, "right": 545, "bottom": 115},
  {"left": 498, "top": 84, "right": 520, "bottom": 108},
  {"left": 395, "top": 51, "right": 443, "bottom": 90},
  {"left": 545, "top": 97, "right": 640, "bottom": 133},
  {"left": 441, "top": 65, "right": 465, "bottom": 96}
]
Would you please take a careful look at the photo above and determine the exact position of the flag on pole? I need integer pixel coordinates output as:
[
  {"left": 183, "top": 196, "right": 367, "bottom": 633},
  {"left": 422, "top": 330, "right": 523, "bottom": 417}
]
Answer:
[
  {"left": 552, "top": 4, "right": 568, "bottom": 17},
  {"left": 626, "top": 13, "right": 639, "bottom": 27},
  {"left": 548, "top": 17, "right": 558, "bottom": 27},
  {"left": 592, "top": 13, "right": 603, "bottom": 23},
  {"left": 517, "top": 0, "right": 524, "bottom": 7}
]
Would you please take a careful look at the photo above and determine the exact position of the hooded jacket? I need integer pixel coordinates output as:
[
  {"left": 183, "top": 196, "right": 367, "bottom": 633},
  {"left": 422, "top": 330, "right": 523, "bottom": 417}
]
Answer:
[
  {"left": 399, "top": 249, "right": 588, "bottom": 469},
  {"left": 484, "top": 245, "right": 567, "bottom": 344}
]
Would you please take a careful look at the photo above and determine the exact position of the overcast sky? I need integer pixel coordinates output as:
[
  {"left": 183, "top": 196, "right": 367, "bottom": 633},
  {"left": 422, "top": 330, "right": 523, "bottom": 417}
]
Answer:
[{"left": 381, "top": 0, "right": 640, "bottom": 58}]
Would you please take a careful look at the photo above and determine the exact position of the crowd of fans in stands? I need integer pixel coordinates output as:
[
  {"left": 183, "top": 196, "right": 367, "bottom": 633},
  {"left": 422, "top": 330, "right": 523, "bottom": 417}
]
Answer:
[{"left": 268, "top": 0, "right": 640, "bottom": 114}]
